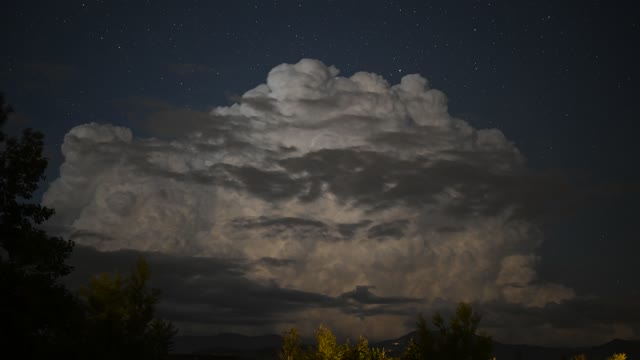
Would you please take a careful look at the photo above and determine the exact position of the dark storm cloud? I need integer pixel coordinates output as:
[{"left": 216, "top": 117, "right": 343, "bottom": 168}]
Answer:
[
  {"left": 342, "top": 305, "right": 418, "bottom": 319},
  {"left": 232, "top": 95, "right": 280, "bottom": 114},
  {"left": 158, "top": 276, "right": 341, "bottom": 326},
  {"left": 367, "top": 220, "right": 409, "bottom": 239},
  {"left": 231, "top": 216, "right": 330, "bottom": 240},
  {"left": 66, "top": 246, "right": 420, "bottom": 328},
  {"left": 229, "top": 215, "right": 446, "bottom": 244},
  {"left": 435, "top": 226, "right": 466, "bottom": 234},
  {"left": 479, "top": 298, "right": 640, "bottom": 330},
  {"left": 232, "top": 216, "right": 327, "bottom": 232},
  {"left": 337, "top": 221, "right": 372, "bottom": 237},
  {"left": 124, "top": 97, "right": 248, "bottom": 139},
  {"left": 278, "top": 149, "right": 424, "bottom": 207},
  {"left": 278, "top": 147, "right": 582, "bottom": 221},
  {"left": 235, "top": 216, "right": 406, "bottom": 244},
  {"left": 470, "top": 298, "right": 640, "bottom": 346},
  {"left": 369, "top": 127, "right": 472, "bottom": 153},
  {"left": 341, "top": 286, "right": 421, "bottom": 305},
  {"left": 221, "top": 165, "right": 305, "bottom": 201},
  {"left": 66, "top": 245, "right": 246, "bottom": 286},
  {"left": 68, "top": 229, "right": 115, "bottom": 248},
  {"left": 66, "top": 246, "right": 337, "bottom": 325},
  {"left": 257, "top": 256, "right": 297, "bottom": 267},
  {"left": 426, "top": 162, "right": 581, "bottom": 221},
  {"left": 338, "top": 285, "right": 422, "bottom": 319}
]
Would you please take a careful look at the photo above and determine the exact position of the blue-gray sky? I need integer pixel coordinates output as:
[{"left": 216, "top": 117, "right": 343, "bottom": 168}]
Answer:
[{"left": 2, "top": 0, "right": 639, "bottom": 346}]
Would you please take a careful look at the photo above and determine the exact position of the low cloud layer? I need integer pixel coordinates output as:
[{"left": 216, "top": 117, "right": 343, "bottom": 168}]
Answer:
[{"left": 45, "top": 59, "right": 594, "bottom": 343}]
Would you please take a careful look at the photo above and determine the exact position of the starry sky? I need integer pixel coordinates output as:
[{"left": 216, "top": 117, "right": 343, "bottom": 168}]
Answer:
[{"left": 2, "top": 0, "right": 640, "bottom": 347}]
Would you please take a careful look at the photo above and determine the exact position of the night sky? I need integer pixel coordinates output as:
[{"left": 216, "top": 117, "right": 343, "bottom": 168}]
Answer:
[{"left": 2, "top": 0, "right": 640, "bottom": 347}]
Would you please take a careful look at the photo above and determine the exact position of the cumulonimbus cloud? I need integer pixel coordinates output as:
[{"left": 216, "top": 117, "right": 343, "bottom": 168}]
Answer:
[{"left": 44, "top": 59, "right": 575, "bottom": 340}]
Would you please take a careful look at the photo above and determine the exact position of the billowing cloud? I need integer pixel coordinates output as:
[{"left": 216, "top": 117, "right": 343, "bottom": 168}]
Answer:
[{"left": 44, "top": 59, "right": 577, "bottom": 341}]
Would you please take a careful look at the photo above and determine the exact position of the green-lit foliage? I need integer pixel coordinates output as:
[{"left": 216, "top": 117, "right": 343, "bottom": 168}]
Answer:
[
  {"left": 344, "top": 335, "right": 391, "bottom": 360},
  {"left": 570, "top": 354, "right": 586, "bottom": 360},
  {"left": 281, "top": 326, "right": 391, "bottom": 360},
  {"left": 369, "top": 346, "right": 391, "bottom": 360},
  {"left": 280, "top": 328, "right": 303, "bottom": 360},
  {"left": 606, "top": 353, "right": 627, "bottom": 360},
  {"left": 401, "top": 338, "right": 421, "bottom": 360},
  {"left": 314, "top": 324, "right": 347, "bottom": 360},
  {"left": 79, "top": 256, "right": 177, "bottom": 360},
  {"left": 352, "top": 336, "right": 372, "bottom": 360}
]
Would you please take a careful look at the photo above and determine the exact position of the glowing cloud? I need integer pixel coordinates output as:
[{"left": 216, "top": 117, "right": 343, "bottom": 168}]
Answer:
[{"left": 44, "top": 59, "right": 574, "bottom": 339}]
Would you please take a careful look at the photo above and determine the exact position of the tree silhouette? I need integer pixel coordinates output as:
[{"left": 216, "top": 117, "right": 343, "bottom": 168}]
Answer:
[
  {"left": 0, "top": 93, "right": 74, "bottom": 279},
  {"left": 350, "top": 336, "right": 372, "bottom": 360},
  {"left": 401, "top": 338, "right": 422, "bottom": 360},
  {"left": 402, "top": 302, "right": 493, "bottom": 360},
  {"left": 78, "top": 256, "right": 178, "bottom": 360},
  {"left": 0, "top": 94, "right": 175, "bottom": 359},
  {"left": 313, "top": 324, "right": 347, "bottom": 360},
  {"left": 0, "top": 93, "right": 81, "bottom": 357},
  {"left": 280, "top": 328, "right": 303, "bottom": 360}
]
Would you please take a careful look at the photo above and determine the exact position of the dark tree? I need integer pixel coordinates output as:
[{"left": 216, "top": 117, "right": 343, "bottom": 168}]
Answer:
[
  {"left": 0, "top": 93, "right": 81, "bottom": 356},
  {"left": 78, "top": 256, "right": 178, "bottom": 360},
  {"left": 402, "top": 302, "right": 493, "bottom": 360},
  {"left": 279, "top": 328, "right": 303, "bottom": 360},
  {"left": 0, "top": 94, "right": 74, "bottom": 277},
  {"left": 0, "top": 94, "right": 176, "bottom": 359}
]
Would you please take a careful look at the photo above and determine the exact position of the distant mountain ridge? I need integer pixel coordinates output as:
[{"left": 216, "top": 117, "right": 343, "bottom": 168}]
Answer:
[
  {"left": 373, "top": 331, "right": 640, "bottom": 359},
  {"left": 172, "top": 332, "right": 640, "bottom": 360}
]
